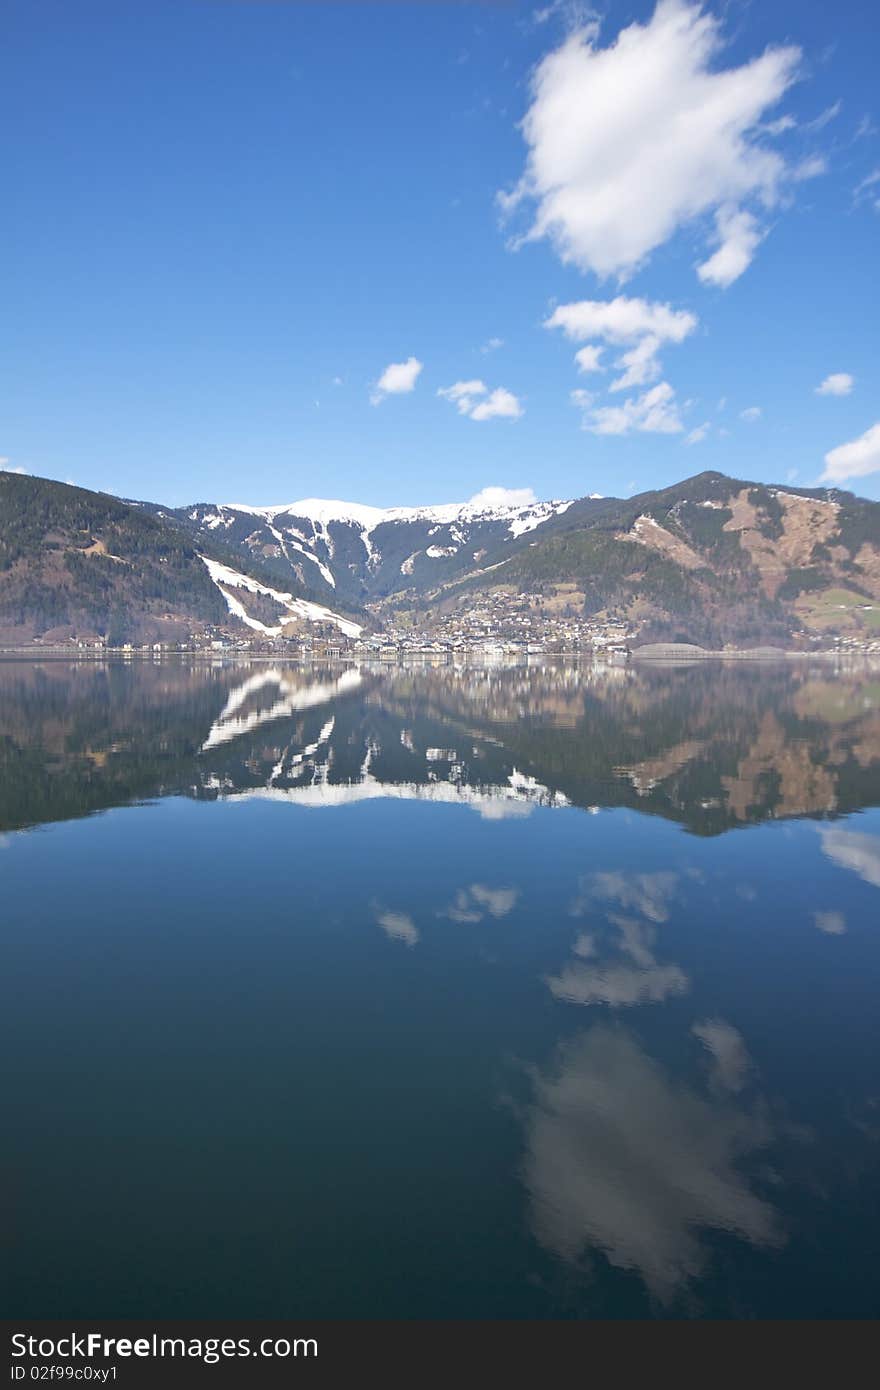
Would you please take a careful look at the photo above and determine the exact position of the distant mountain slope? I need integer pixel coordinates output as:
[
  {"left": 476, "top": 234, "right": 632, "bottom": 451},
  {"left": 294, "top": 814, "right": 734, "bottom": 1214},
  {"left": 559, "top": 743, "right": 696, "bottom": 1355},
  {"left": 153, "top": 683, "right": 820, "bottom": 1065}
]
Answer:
[
  {"left": 405, "top": 472, "right": 880, "bottom": 647},
  {"left": 3, "top": 469, "right": 879, "bottom": 647},
  {"left": 0, "top": 473, "right": 364, "bottom": 645}
]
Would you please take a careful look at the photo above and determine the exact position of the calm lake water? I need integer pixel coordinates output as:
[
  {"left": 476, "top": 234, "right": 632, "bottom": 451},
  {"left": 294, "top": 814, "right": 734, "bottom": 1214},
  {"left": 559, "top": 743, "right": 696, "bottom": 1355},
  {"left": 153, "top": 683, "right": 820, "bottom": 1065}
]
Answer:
[{"left": 3, "top": 657, "right": 880, "bottom": 1319}]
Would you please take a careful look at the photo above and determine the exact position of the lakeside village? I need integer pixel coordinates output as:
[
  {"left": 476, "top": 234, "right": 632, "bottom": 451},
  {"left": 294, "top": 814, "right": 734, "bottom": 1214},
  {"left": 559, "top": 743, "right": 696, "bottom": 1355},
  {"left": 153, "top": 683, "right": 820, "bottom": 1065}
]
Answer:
[{"left": 15, "top": 599, "right": 880, "bottom": 660}]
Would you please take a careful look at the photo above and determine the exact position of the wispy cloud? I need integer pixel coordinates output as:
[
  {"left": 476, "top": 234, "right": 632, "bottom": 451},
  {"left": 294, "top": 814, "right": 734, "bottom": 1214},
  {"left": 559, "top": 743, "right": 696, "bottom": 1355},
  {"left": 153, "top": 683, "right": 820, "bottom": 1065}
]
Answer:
[
  {"left": 440, "top": 883, "right": 520, "bottom": 922},
  {"left": 438, "top": 380, "right": 523, "bottom": 421}
]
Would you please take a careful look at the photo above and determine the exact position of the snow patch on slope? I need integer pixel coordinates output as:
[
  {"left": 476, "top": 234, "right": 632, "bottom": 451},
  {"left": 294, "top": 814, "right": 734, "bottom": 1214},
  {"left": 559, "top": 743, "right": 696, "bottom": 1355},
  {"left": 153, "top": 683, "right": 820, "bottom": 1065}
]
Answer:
[{"left": 200, "top": 556, "right": 362, "bottom": 638}]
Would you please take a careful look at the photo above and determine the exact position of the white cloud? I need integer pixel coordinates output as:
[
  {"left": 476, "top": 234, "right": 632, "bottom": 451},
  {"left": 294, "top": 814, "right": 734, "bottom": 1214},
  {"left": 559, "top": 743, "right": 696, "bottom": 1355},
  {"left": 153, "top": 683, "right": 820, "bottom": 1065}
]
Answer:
[
  {"left": 547, "top": 958, "right": 688, "bottom": 1006},
  {"left": 692, "top": 1019, "right": 752, "bottom": 1092},
  {"left": 740, "top": 406, "right": 762, "bottom": 422},
  {"left": 576, "top": 380, "right": 685, "bottom": 435},
  {"left": 546, "top": 296, "right": 697, "bottom": 345},
  {"left": 371, "top": 356, "right": 423, "bottom": 404},
  {"left": 815, "top": 372, "right": 854, "bottom": 397},
  {"left": 438, "top": 380, "right": 523, "bottom": 422},
  {"left": 438, "top": 379, "right": 487, "bottom": 411},
  {"left": 763, "top": 114, "right": 797, "bottom": 135},
  {"left": 813, "top": 910, "right": 846, "bottom": 936},
  {"left": 685, "top": 421, "right": 711, "bottom": 445},
  {"left": 589, "top": 870, "right": 678, "bottom": 921},
  {"left": 471, "top": 388, "right": 523, "bottom": 421},
  {"left": 441, "top": 883, "right": 520, "bottom": 923},
  {"left": 574, "top": 344, "right": 604, "bottom": 374},
  {"left": 610, "top": 336, "right": 665, "bottom": 390},
  {"left": 853, "top": 168, "right": 880, "bottom": 212},
  {"left": 820, "top": 827, "right": 880, "bottom": 886},
  {"left": 480, "top": 336, "right": 505, "bottom": 354},
  {"left": 804, "top": 100, "right": 841, "bottom": 132},
  {"left": 792, "top": 154, "right": 827, "bottom": 182},
  {"left": 1, "top": 458, "right": 28, "bottom": 475},
  {"left": 374, "top": 908, "right": 419, "bottom": 947},
  {"left": 551, "top": 875, "right": 688, "bottom": 1008},
  {"left": 696, "top": 208, "right": 764, "bottom": 288},
  {"left": 546, "top": 295, "right": 696, "bottom": 394},
  {"left": 467, "top": 485, "right": 537, "bottom": 509},
  {"left": 523, "top": 1027, "right": 780, "bottom": 1301},
  {"left": 500, "top": 0, "right": 801, "bottom": 285},
  {"left": 821, "top": 422, "right": 880, "bottom": 484}
]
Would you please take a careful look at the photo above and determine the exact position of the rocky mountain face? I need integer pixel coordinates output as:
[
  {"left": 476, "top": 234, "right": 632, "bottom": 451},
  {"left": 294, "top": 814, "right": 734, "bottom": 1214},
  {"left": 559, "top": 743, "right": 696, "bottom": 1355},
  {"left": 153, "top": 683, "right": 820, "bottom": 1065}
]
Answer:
[{"left": 2, "top": 468, "right": 879, "bottom": 647}]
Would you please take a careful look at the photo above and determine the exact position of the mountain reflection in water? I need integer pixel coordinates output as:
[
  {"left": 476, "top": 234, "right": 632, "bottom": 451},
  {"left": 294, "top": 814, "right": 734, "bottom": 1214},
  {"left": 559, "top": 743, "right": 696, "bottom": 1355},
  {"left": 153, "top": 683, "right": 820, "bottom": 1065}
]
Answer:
[
  {"left": 2, "top": 657, "right": 879, "bottom": 1319},
  {"left": 2, "top": 657, "right": 880, "bottom": 834}
]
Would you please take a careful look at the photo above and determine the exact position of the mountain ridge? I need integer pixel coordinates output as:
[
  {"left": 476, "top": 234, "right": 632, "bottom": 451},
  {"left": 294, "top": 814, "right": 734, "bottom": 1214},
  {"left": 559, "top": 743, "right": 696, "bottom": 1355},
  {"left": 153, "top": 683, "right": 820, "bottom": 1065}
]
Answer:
[{"left": 2, "top": 468, "right": 879, "bottom": 649}]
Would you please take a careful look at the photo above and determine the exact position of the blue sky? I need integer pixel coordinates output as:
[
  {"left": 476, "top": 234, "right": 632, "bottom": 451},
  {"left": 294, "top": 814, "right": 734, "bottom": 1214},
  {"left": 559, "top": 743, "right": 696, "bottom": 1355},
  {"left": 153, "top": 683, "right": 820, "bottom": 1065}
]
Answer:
[{"left": 2, "top": 0, "right": 878, "bottom": 507}]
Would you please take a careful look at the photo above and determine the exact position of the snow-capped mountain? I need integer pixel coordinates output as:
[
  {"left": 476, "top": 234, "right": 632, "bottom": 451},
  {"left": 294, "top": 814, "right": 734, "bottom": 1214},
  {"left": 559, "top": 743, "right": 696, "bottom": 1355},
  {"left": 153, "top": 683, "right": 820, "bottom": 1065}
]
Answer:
[{"left": 177, "top": 487, "right": 581, "bottom": 605}]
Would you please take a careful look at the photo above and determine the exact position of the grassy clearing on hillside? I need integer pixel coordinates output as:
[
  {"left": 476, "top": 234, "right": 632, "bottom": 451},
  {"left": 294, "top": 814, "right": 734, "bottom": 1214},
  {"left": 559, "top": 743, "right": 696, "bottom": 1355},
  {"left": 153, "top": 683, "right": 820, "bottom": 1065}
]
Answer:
[{"left": 795, "top": 587, "right": 880, "bottom": 631}]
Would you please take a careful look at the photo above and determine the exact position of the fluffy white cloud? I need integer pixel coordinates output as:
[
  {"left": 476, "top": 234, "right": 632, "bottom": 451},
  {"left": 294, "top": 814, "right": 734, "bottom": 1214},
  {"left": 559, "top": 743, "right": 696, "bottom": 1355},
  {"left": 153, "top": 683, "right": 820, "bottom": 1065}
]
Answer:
[
  {"left": 374, "top": 908, "right": 419, "bottom": 947},
  {"left": 471, "top": 388, "right": 523, "bottom": 421},
  {"left": 438, "top": 380, "right": 523, "bottom": 421},
  {"left": 576, "top": 380, "right": 685, "bottom": 435},
  {"left": 740, "top": 406, "right": 762, "bottom": 422},
  {"left": 522, "top": 1027, "right": 780, "bottom": 1300},
  {"left": 547, "top": 295, "right": 697, "bottom": 393},
  {"left": 813, "top": 910, "right": 846, "bottom": 936},
  {"left": 697, "top": 208, "right": 764, "bottom": 288},
  {"left": 574, "top": 344, "right": 604, "bottom": 374},
  {"left": 816, "top": 372, "right": 854, "bottom": 397},
  {"left": 821, "top": 422, "right": 880, "bottom": 484},
  {"left": 371, "top": 356, "right": 423, "bottom": 404},
  {"left": 500, "top": 0, "right": 801, "bottom": 284},
  {"left": 820, "top": 827, "right": 880, "bottom": 885},
  {"left": 610, "top": 336, "right": 665, "bottom": 390},
  {"left": 546, "top": 296, "right": 697, "bottom": 344}
]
